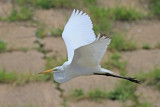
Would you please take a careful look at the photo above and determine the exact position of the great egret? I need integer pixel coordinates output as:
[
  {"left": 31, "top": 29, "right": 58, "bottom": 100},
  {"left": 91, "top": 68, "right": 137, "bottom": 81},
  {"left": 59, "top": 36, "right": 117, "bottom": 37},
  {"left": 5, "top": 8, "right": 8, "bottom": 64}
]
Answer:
[{"left": 39, "top": 9, "right": 140, "bottom": 84}]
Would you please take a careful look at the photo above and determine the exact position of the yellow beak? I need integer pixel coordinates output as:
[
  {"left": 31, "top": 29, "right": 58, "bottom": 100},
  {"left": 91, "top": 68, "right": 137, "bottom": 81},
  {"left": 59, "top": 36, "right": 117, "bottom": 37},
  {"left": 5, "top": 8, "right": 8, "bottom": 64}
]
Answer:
[{"left": 38, "top": 69, "right": 55, "bottom": 74}]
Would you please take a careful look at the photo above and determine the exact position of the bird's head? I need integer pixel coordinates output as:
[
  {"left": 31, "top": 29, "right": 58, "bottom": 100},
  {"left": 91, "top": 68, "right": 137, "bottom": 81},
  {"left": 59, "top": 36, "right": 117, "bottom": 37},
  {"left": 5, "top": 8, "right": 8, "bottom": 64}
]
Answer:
[
  {"left": 39, "top": 66, "right": 69, "bottom": 83},
  {"left": 39, "top": 66, "right": 64, "bottom": 74}
]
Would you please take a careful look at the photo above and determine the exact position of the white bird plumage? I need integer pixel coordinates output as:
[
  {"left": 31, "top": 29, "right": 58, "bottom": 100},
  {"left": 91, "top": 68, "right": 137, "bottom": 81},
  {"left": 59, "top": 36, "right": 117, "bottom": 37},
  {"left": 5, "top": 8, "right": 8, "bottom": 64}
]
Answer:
[
  {"left": 39, "top": 9, "right": 140, "bottom": 84},
  {"left": 62, "top": 9, "right": 96, "bottom": 62}
]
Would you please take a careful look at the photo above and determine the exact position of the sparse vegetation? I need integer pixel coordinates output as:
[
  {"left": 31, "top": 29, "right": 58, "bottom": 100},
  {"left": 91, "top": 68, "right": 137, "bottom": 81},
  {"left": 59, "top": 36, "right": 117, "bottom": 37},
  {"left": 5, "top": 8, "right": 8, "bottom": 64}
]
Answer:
[
  {"left": 4, "top": 7, "right": 33, "bottom": 22},
  {"left": 102, "top": 52, "right": 127, "bottom": 75},
  {"left": 155, "top": 42, "right": 160, "bottom": 49},
  {"left": 15, "top": 0, "right": 81, "bottom": 9},
  {"left": 149, "top": 0, "right": 160, "bottom": 19},
  {"left": 72, "top": 89, "right": 84, "bottom": 98},
  {"left": 138, "top": 67, "right": 160, "bottom": 90},
  {"left": 89, "top": 6, "right": 143, "bottom": 35},
  {"left": 130, "top": 101, "right": 154, "bottom": 107},
  {"left": 19, "top": 47, "right": 29, "bottom": 52},
  {"left": 62, "top": 100, "right": 68, "bottom": 107},
  {"left": 82, "top": 0, "right": 96, "bottom": 7},
  {"left": 70, "top": 86, "right": 153, "bottom": 106},
  {"left": 142, "top": 43, "right": 151, "bottom": 49},
  {"left": 35, "top": 0, "right": 72, "bottom": 9},
  {"left": 0, "top": 0, "right": 159, "bottom": 106},
  {"left": 0, "top": 40, "right": 7, "bottom": 53},
  {"left": 109, "top": 33, "right": 137, "bottom": 51},
  {"left": 86, "top": 89, "right": 108, "bottom": 101},
  {"left": 107, "top": 80, "right": 137, "bottom": 101},
  {"left": 71, "top": 88, "right": 108, "bottom": 102},
  {"left": 16, "top": 0, "right": 75, "bottom": 9},
  {"left": 35, "top": 27, "right": 47, "bottom": 38},
  {"left": 35, "top": 27, "right": 63, "bottom": 38},
  {"left": 111, "top": 7, "right": 143, "bottom": 21},
  {"left": 89, "top": 7, "right": 113, "bottom": 34},
  {"left": 0, "top": 69, "right": 47, "bottom": 85},
  {"left": 34, "top": 0, "right": 55, "bottom": 9},
  {"left": 0, "top": 69, "right": 16, "bottom": 83},
  {"left": 50, "top": 28, "right": 63, "bottom": 37},
  {"left": 15, "top": 0, "right": 97, "bottom": 9}
]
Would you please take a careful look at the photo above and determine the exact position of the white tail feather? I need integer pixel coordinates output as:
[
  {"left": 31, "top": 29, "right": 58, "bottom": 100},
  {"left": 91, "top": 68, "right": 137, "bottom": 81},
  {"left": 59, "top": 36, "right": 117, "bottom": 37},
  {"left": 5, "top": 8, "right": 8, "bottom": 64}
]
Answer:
[{"left": 101, "top": 68, "right": 113, "bottom": 74}]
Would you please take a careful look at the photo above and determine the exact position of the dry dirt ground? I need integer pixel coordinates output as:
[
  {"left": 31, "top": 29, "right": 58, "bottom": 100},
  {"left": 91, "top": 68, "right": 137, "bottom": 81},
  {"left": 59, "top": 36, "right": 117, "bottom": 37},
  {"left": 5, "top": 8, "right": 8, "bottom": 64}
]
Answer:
[
  {"left": 0, "top": 0, "right": 160, "bottom": 107},
  {"left": 0, "top": 82, "right": 62, "bottom": 107},
  {"left": 0, "top": 50, "right": 45, "bottom": 73}
]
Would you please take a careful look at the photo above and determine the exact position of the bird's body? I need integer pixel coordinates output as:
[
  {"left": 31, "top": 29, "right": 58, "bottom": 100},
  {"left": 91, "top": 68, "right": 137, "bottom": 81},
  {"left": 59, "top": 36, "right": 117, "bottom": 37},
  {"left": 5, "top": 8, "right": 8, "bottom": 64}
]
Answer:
[
  {"left": 40, "top": 9, "right": 140, "bottom": 84},
  {"left": 54, "top": 36, "right": 113, "bottom": 83}
]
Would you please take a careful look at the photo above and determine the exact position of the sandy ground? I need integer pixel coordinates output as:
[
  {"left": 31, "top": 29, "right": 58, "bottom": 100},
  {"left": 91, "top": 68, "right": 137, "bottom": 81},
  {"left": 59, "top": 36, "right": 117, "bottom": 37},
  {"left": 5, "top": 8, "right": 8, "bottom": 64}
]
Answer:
[
  {"left": 121, "top": 49, "right": 160, "bottom": 75},
  {"left": 0, "top": 22, "right": 37, "bottom": 50},
  {"left": 0, "top": 1, "right": 12, "bottom": 17},
  {"left": 35, "top": 9, "right": 72, "bottom": 29},
  {"left": 127, "top": 20, "right": 160, "bottom": 47},
  {"left": 0, "top": 82, "right": 62, "bottom": 107},
  {"left": 60, "top": 75, "right": 118, "bottom": 97},
  {"left": 68, "top": 100, "right": 122, "bottom": 107},
  {"left": 0, "top": 50, "right": 45, "bottom": 73},
  {"left": 41, "top": 37, "right": 67, "bottom": 57},
  {"left": 136, "top": 85, "right": 160, "bottom": 107}
]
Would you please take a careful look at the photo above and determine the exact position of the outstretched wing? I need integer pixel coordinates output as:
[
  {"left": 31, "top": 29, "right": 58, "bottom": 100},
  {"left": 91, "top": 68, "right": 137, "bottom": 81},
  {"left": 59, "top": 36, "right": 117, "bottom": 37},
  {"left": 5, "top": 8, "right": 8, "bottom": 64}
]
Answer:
[
  {"left": 71, "top": 37, "right": 111, "bottom": 67},
  {"left": 62, "top": 9, "right": 96, "bottom": 62}
]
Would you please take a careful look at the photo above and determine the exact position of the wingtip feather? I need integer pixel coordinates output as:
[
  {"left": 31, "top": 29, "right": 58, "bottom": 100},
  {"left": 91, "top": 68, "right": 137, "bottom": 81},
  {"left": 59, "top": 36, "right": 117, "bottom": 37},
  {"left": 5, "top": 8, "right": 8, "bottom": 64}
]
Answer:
[
  {"left": 96, "top": 34, "right": 100, "bottom": 40},
  {"left": 98, "top": 36, "right": 111, "bottom": 45},
  {"left": 79, "top": 11, "right": 83, "bottom": 15},
  {"left": 72, "top": 9, "right": 76, "bottom": 16},
  {"left": 75, "top": 10, "right": 79, "bottom": 15}
]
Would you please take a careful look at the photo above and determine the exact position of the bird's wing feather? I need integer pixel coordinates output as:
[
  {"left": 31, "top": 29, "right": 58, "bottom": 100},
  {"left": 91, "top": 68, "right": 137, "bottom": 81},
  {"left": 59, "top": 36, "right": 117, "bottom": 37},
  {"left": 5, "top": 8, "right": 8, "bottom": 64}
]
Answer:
[
  {"left": 62, "top": 9, "right": 96, "bottom": 62},
  {"left": 71, "top": 37, "right": 111, "bottom": 67}
]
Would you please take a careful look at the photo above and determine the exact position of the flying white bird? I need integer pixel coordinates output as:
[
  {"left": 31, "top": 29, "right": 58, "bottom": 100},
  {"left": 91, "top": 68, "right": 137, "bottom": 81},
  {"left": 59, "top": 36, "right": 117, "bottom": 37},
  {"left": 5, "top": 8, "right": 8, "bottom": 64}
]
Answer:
[{"left": 39, "top": 9, "right": 140, "bottom": 84}]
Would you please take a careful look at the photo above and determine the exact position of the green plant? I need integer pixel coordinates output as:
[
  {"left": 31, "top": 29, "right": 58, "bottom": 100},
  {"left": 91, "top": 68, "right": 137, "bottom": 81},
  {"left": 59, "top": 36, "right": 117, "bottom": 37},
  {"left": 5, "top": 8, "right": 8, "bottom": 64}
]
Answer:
[
  {"left": 89, "top": 6, "right": 113, "bottom": 34},
  {"left": 72, "top": 89, "right": 84, "bottom": 98},
  {"left": 0, "top": 69, "right": 53, "bottom": 85},
  {"left": 16, "top": 0, "right": 73, "bottom": 9},
  {"left": 35, "top": 27, "right": 47, "bottom": 38},
  {"left": 0, "top": 40, "right": 7, "bottom": 52},
  {"left": 107, "top": 80, "right": 137, "bottom": 101},
  {"left": 149, "top": 0, "right": 160, "bottom": 19},
  {"left": 70, "top": 89, "right": 108, "bottom": 101},
  {"left": 111, "top": 7, "right": 143, "bottom": 21},
  {"left": 82, "top": 0, "right": 96, "bottom": 6},
  {"left": 86, "top": 89, "right": 107, "bottom": 101},
  {"left": 142, "top": 43, "right": 151, "bottom": 49},
  {"left": 62, "top": 99, "right": 68, "bottom": 107},
  {"left": 0, "top": 69, "right": 16, "bottom": 83},
  {"left": 16, "top": 0, "right": 34, "bottom": 6},
  {"left": 109, "top": 33, "right": 137, "bottom": 51},
  {"left": 35, "top": 0, "right": 53, "bottom": 9},
  {"left": 155, "top": 42, "right": 160, "bottom": 49},
  {"left": 50, "top": 28, "right": 63, "bottom": 37},
  {"left": 14, "top": 0, "right": 97, "bottom": 9},
  {"left": 51, "top": 0, "right": 72, "bottom": 8},
  {"left": 138, "top": 67, "right": 160, "bottom": 90},
  {"left": 6, "top": 7, "right": 33, "bottom": 21}
]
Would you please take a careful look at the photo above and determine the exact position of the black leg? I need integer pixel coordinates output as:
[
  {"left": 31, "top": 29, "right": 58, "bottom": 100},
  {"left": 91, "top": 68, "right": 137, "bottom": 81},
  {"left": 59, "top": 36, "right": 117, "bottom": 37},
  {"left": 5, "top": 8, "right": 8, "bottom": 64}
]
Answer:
[{"left": 94, "top": 73, "right": 141, "bottom": 84}]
